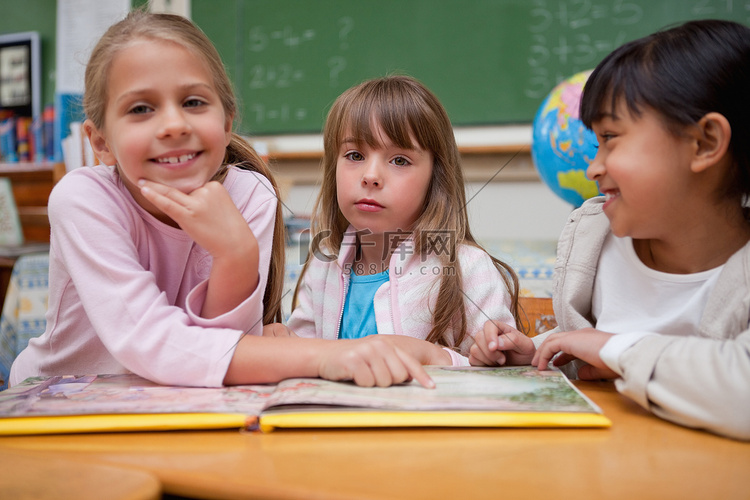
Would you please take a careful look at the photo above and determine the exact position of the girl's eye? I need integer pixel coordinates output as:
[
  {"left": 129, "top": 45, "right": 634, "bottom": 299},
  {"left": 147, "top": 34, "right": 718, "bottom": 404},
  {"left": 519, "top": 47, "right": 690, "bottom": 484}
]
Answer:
[
  {"left": 596, "top": 133, "right": 615, "bottom": 146},
  {"left": 392, "top": 156, "right": 411, "bottom": 167},
  {"left": 184, "top": 98, "right": 205, "bottom": 108},
  {"left": 129, "top": 104, "right": 152, "bottom": 115},
  {"left": 344, "top": 151, "right": 364, "bottom": 161}
]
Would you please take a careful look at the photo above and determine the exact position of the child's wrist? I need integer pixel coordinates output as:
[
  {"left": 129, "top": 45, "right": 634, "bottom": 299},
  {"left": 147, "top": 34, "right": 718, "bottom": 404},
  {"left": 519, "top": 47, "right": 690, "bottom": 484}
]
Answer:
[{"left": 437, "top": 346, "right": 456, "bottom": 365}]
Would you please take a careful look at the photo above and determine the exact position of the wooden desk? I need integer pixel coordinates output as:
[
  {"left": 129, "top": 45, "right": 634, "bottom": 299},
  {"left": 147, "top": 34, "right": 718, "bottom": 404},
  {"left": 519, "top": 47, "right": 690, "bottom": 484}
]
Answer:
[{"left": 0, "top": 381, "right": 748, "bottom": 499}]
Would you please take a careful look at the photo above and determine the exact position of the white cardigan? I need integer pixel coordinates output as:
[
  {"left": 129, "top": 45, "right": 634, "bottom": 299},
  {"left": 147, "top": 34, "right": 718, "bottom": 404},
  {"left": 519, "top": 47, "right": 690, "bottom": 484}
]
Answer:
[
  {"left": 537, "top": 197, "right": 750, "bottom": 440},
  {"left": 287, "top": 228, "right": 516, "bottom": 366}
]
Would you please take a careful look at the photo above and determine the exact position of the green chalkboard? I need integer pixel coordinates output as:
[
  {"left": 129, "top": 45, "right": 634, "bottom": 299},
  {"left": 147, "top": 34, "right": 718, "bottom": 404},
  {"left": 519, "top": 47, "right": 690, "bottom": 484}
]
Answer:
[{"left": 193, "top": 0, "right": 750, "bottom": 135}]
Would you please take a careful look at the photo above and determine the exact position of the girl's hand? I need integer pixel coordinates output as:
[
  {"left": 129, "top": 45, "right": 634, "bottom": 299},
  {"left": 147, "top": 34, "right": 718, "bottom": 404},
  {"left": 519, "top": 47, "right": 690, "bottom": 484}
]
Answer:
[
  {"left": 317, "top": 336, "right": 435, "bottom": 389},
  {"left": 532, "top": 328, "right": 618, "bottom": 380},
  {"left": 469, "top": 320, "right": 536, "bottom": 366},
  {"left": 262, "top": 323, "right": 298, "bottom": 338},
  {"left": 139, "top": 179, "right": 259, "bottom": 318},
  {"left": 138, "top": 179, "right": 257, "bottom": 259},
  {"left": 376, "top": 335, "right": 453, "bottom": 365}
]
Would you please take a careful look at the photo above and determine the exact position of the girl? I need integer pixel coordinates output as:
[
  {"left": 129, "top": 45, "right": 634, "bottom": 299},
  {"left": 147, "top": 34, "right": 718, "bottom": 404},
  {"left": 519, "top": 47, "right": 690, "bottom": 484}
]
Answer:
[
  {"left": 283, "top": 75, "right": 522, "bottom": 366},
  {"left": 470, "top": 20, "right": 750, "bottom": 440},
  {"left": 9, "top": 11, "right": 432, "bottom": 389}
]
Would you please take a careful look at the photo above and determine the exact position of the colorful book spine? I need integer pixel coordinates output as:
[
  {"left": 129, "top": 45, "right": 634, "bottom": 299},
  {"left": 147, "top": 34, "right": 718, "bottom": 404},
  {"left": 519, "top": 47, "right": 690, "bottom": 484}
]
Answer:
[
  {"left": 43, "top": 105, "right": 55, "bottom": 161},
  {"left": 0, "top": 117, "right": 17, "bottom": 163},
  {"left": 30, "top": 116, "right": 45, "bottom": 162},
  {"left": 15, "top": 117, "right": 31, "bottom": 162}
]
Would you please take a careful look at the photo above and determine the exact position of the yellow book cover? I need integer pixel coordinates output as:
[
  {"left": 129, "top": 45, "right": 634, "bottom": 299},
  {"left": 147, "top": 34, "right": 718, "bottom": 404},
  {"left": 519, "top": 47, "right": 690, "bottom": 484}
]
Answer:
[{"left": 0, "top": 367, "right": 610, "bottom": 435}]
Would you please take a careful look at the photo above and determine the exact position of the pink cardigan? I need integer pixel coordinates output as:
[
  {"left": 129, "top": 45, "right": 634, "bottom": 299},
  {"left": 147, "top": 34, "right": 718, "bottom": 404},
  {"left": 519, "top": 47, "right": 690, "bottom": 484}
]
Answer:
[
  {"left": 10, "top": 165, "right": 276, "bottom": 388},
  {"left": 287, "top": 228, "right": 516, "bottom": 365}
]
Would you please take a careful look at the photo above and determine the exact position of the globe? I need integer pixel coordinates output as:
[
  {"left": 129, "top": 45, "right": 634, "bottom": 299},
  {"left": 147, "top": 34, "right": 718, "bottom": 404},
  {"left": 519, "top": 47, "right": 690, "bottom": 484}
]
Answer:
[{"left": 531, "top": 70, "right": 600, "bottom": 207}]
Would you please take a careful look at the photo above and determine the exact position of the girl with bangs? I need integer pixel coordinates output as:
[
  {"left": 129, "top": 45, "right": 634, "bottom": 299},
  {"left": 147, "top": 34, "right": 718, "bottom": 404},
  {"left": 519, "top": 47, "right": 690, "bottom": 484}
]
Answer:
[{"left": 279, "top": 75, "right": 522, "bottom": 367}]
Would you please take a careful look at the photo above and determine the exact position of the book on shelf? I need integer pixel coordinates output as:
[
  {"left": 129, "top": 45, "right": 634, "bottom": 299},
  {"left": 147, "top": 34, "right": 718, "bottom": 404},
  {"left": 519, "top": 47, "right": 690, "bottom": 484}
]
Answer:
[
  {"left": 0, "top": 178, "right": 24, "bottom": 247},
  {"left": 0, "top": 366, "right": 611, "bottom": 435},
  {"left": 0, "top": 108, "right": 56, "bottom": 163}
]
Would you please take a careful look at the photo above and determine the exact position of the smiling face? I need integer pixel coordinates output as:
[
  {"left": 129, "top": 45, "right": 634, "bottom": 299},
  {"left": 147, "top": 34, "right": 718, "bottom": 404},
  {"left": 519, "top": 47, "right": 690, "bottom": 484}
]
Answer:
[
  {"left": 586, "top": 99, "right": 697, "bottom": 239},
  {"left": 335, "top": 123, "right": 433, "bottom": 238},
  {"left": 87, "top": 38, "right": 232, "bottom": 214}
]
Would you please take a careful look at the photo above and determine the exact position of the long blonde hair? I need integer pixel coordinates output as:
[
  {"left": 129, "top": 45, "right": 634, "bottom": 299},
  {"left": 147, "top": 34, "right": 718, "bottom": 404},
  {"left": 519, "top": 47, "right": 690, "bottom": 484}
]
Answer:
[
  {"left": 295, "top": 75, "right": 522, "bottom": 346},
  {"left": 83, "top": 9, "right": 285, "bottom": 324}
]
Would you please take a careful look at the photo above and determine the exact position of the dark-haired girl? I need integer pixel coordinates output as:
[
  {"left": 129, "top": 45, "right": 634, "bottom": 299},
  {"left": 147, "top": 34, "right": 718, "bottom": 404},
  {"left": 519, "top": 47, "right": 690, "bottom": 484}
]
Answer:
[{"left": 471, "top": 19, "right": 750, "bottom": 440}]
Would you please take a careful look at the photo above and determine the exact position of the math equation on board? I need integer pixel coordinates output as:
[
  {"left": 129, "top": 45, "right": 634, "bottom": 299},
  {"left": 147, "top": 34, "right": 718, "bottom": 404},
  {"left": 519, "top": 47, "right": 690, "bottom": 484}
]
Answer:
[
  {"left": 524, "top": 0, "right": 750, "bottom": 99},
  {"left": 210, "top": 0, "right": 750, "bottom": 134},
  {"left": 240, "top": 17, "right": 353, "bottom": 132}
]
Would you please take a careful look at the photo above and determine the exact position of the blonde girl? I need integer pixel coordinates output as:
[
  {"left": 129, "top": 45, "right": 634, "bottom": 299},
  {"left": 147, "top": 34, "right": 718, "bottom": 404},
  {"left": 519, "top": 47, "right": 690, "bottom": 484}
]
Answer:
[
  {"left": 285, "top": 75, "right": 522, "bottom": 366},
  {"left": 10, "top": 11, "right": 431, "bottom": 390}
]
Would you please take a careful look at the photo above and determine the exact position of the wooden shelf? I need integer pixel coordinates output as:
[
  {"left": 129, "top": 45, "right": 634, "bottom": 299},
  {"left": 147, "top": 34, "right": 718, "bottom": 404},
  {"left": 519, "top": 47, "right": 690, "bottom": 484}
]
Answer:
[
  {"left": 267, "top": 144, "right": 530, "bottom": 162},
  {"left": 0, "top": 161, "right": 63, "bottom": 243}
]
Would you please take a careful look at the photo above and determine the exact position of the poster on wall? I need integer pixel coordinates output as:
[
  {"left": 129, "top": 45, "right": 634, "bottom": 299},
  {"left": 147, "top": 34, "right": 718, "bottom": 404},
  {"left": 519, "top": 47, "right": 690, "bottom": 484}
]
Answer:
[
  {"left": 0, "top": 45, "right": 30, "bottom": 109},
  {"left": 0, "top": 32, "right": 39, "bottom": 119}
]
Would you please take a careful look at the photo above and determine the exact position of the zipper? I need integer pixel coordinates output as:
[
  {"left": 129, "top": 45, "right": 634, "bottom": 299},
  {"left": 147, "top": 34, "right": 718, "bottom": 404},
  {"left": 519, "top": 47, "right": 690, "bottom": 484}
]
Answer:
[{"left": 335, "top": 270, "right": 350, "bottom": 339}]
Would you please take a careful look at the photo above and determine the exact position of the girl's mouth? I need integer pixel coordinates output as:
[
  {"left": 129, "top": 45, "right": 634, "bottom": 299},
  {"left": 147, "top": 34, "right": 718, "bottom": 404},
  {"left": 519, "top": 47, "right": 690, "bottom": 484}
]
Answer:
[
  {"left": 355, "top": 199, "right": 384, "bottom": 212},
  {"left": 602, "top": 190, "right": 620, "bottom": 210},
  {"left": 154, "top": 152, "right": 198, "bottom": 164}
]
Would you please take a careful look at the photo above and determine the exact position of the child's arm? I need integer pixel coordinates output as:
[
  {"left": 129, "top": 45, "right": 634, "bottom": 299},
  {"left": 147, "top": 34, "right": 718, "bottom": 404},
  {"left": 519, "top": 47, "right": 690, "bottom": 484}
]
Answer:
[
  {"left": 262, "top": 323, "right": 298, "bottom": 337},
  {"left": 469, "top": 320, "right": 536, "bottom": 366},
  {"left": 263, "top": 324, "right": 449, "bottom": 364},
  {"left": 534, "top": 328, "right": 750, "bottom": 440},
  {"left": 224, "top": 334, "right": 435, "bottom": 388},
  {"left": 376, "top": 335, "right": 452, "bottom": 365},
  {"left": 139, "top": 179, "right": 259, "bottom": 318}
]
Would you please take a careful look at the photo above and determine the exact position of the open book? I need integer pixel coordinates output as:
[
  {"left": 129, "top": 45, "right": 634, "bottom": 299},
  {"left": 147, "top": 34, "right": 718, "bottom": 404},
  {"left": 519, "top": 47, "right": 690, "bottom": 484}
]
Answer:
[{"left": 0, "top": 367, "right": 610, "bottom": 435}]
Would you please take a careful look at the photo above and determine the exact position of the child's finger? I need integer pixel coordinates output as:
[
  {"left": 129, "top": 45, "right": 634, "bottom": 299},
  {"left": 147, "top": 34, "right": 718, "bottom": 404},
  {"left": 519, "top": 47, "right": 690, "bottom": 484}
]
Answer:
[
  {"left": 379, "top": 349, "right": 411, "bottom": 387},
  {"left": 138, "top": 180, "right": 192, "bottom": 220},
  {"left": 472, "top": 321, "right": 501, "bottom": 358},
  {"left": 138, "top": 179, "right": 192, "bottom": 203},
  {"left": 532, "top": 341, "right": 557, "bottom": 370},
  {"left": 469, "top": 343, "right": 506, "bottom": 366},
  {"left": 552, "top": 352, "right": 577, "bottom": 367},
  {"left": 395, "top": 347, "right": 435, "bottom": 389},
  {"left": 350, "top": 364, "right": 376, "bottom": 387},
  {"left": 365, "top": 352, "right": 397, "bottom": 387}
]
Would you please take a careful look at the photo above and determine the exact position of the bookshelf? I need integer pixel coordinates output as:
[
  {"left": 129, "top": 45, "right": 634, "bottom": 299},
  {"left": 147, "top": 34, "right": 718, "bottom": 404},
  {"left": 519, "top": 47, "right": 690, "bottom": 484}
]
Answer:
[
  {"left": 0, "top": 161, "right": 63, "bottom": 243},
  {"left": 0, "top": 160, "right": 60, "bottom": 314}
]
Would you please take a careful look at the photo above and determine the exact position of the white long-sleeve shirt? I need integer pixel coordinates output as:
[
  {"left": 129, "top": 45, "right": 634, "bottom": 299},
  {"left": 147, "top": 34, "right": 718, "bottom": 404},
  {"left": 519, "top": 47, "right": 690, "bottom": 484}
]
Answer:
[
  {"left": 535, "top": 197, "right": 750, "bottom": 440},
  {"left": 10, "top": 165, "right": 277, "bottom": 388}
]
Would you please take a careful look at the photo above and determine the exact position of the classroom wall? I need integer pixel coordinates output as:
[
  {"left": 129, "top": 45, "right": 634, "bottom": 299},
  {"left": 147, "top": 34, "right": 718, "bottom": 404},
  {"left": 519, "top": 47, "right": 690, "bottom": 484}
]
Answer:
[{"left": 276, "top": 147, "right": 574, "bottom": 244}]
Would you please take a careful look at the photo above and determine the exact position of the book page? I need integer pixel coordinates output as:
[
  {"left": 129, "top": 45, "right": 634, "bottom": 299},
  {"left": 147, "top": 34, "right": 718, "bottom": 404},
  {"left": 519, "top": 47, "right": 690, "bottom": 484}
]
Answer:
[
  {"left": 0, "top": 374, "right": 274, "bottom": 417},
  {"left": 0, "top": 367, "right": 603, "bottom": 421},
  {"left": 266, "top": 367, "right": 603, "bottom": 414}
]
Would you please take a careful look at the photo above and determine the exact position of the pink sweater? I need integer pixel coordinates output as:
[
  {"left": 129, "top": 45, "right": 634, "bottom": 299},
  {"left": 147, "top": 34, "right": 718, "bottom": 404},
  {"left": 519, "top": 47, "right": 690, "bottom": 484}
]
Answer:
[
  {"left": 10, "top": 165, "right": 277, "bottom": 387},
  {"left": 287, "top": 229, "right": 516, "bottom": 365}
]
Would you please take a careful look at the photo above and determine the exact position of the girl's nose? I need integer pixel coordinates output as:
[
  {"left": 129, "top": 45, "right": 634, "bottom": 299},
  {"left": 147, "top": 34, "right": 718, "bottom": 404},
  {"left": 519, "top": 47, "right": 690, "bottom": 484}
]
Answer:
[
  {"left": 361, "top": 162, "right": 382, "bottom": 187},
  {"left": 586, "top": 149, "right": 605, "bottom": 181},
  {"left": 157, "top": 106, "right": 191, "bottom": 138}
]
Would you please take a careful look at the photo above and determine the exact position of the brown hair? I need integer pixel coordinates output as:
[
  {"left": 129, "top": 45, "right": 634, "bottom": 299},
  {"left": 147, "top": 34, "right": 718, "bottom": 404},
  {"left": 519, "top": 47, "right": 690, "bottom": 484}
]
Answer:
[
  {"left": 83, "top": 9, "right": 285, "bottom": 324},
  {"left": 295, "top": 75, "right": 522, "bottom": 348}
]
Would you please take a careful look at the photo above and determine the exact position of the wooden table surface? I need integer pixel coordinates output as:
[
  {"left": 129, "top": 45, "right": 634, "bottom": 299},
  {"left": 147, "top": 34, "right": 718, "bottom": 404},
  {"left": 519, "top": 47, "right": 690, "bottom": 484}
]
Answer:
[{"left": 0, "top": 381, "right": 748, "bottom": 500}]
